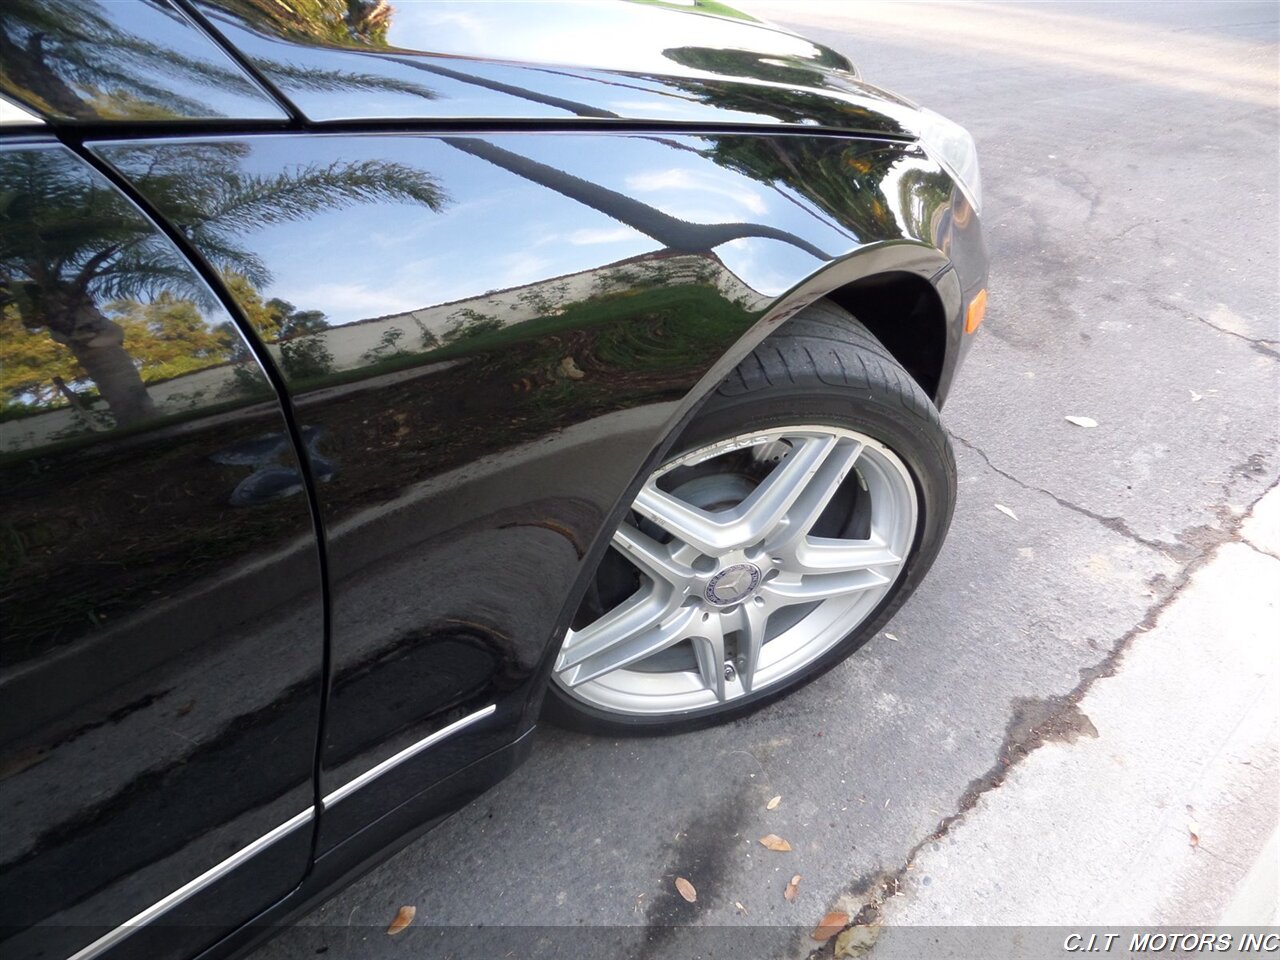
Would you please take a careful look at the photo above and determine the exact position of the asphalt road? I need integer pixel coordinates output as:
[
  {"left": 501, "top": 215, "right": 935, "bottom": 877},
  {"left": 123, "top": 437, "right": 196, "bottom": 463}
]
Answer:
[{"left": 253, "top": 3, "right": 1279, "bottom": 958}]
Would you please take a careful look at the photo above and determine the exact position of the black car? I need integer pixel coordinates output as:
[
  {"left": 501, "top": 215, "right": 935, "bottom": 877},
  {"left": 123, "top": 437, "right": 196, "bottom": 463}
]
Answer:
[{"left": 0, "top": 2, "right": 988, "bottom": 958}]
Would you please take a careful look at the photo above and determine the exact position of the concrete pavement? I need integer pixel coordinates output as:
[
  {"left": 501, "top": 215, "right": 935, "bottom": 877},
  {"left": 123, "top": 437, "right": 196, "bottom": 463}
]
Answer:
[{"left": 854, "top": 485, "right": 1279, "bottom": 956}]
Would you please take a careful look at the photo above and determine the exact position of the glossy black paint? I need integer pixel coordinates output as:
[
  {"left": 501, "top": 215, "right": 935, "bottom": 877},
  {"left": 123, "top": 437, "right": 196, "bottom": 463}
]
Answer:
[
  {"left": 198, "top": 730, "right": 534, "bottom": 960},
  {"left": 0, "top": 0, "right": 286, "bottom": 123},
  {"left": 0, "top": 142, "right": 323, "bottom": 959},
  {"left": 0, "top": 3, "right": 988, "bottom": 959},
  {"left": 192, "top": 0, "right": 921, "bottom": 133},
  {"left": 96, "top": 127, "right": 979, "bottom": 862}
]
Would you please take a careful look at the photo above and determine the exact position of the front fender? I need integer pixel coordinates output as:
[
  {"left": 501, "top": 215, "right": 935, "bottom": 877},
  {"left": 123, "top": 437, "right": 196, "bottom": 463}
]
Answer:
[{"left": 95, "top": 127, "right": 981, "bottom": 837}]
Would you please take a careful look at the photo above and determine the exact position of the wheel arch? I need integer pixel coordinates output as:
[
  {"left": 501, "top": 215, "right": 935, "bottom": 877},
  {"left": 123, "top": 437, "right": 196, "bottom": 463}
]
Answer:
[
  {"left": 540, "top": 256, "right": 962, "bottom": 727},
  {"left": 824, "top": 269, "right": 950, "bottom": 401},
  {"left": 671, "top": 241, "right": 959, "bottom": 441},
  {"left": 524, "top": 242, "right": 961, "bottom": 727}
]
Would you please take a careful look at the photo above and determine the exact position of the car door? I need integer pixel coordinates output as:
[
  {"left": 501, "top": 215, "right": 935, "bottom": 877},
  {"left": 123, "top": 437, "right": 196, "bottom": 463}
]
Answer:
[{"left": 0, "top": 141, "right": 324, "bottom": 960}]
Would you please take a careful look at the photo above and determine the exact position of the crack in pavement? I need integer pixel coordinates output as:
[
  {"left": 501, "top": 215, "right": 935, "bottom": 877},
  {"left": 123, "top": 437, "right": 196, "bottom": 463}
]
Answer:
[
  {"left": 1187, "top": 316, "right": 1280, "bottom": 358},
  {"left": 802, "top": 470, "right": 1280, "bottom": 958},
  {"left": 1240, "top": 537, "right": 1280, "bottom": 563},
  {"left": 1150, "top": 300, "right": 1280, "bottom": 358},
  {"left": 950, "top": 433, "right": 1180, "bottom": 556}
]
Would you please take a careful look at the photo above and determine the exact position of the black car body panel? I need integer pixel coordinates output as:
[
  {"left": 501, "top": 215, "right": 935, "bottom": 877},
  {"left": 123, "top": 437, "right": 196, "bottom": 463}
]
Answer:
[
  {"left": 0, "top": 0, "right": 287, "bottom": 123},
  {"left": 0, "top": 140, "right": 323, "bottom": 959},
  {"left": 191, "top": 0, "right": 923, "bottom": 133},
  {"left": 0, "top": 3, "right": 988, "bottom": 959},
  {"left": 94, "top": 127, "right": 978, "bottom": 862}
]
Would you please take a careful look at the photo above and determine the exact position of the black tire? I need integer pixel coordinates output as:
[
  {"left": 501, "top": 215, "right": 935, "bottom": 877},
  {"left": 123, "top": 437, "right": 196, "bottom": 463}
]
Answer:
[{"left": 544, "top": 301, "right": 956, "bottom": 734}]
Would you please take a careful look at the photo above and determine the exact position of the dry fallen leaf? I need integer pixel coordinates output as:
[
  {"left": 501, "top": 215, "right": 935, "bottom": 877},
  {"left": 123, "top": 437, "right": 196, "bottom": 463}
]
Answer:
[
  {"left": 884, "top": 632, "right": 899, "bottom": 641},
  {"left": 1188, "top": 818, "right": 1200, "bottom": 847},
  {"left": 811, "top": 910, "right": 850, "bottom": 941},
  {"left": 734, "top": 900, "right": 748, "bottom": 915},
  {"left": 559, "top": 356, "right": 585, "bottom": 380},
  {"left": 834, "top": 924, "right": 881, "bottom": 958},
  {"left": 386, "top": 905, "right": 416, "bottom": 936},
  {"left": 1064, "top": 415, "right": 1098, "bottom": 428},
  {"left": 994, "top": 503, "right": 1019, "bottom": 521},
  {"left": 675, "top": 877, "right": 697, "bottom": 903},
  {"left": 767, "top": 795, "right": 782, "bottom": 811},
  {"left": 784, "top": 874, "right": 802, "bottom": 902},
  {"left": 758, "top": 834, "right": 792, "bottom": 852}
]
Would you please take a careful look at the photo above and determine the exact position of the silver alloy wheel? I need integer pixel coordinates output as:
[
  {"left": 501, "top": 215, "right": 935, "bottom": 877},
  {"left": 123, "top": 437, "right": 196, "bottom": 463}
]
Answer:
[{"left": 553, "top": 426, "right": 918, "bottom": 716}]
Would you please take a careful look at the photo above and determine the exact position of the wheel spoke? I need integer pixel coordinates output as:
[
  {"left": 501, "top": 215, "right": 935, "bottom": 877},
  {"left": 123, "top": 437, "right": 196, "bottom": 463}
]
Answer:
[
  {"left": 732, "top": 600, "right": 769, "bottom": 695},
  {"left": 762, "top": 437, "right": 864, "bottom": 555},
  {"left": 631, "top": 482, "right": 731, "bottom": 555},
  {"left": 560, "top": 599, "right": 701, "bottom": 686},
  {"left": 794, "top": 536, "right": 901, "bottom": 574},
  {"left": 691, "top": 615, "right": 727, "bottom": 702},
  {"left": 731, "top": 433, "right": 841, "bottom": 539},
  {"left": 633, "top": 434, "right": 844, "bottom": 555},
  {"left": 611, "top": 521, "right": 687, "bottom": 586},
  {"left": 763, "top": 567, "right": 891, "bottom": 605},
  {"left": 557, "top": 584, "right": 674, "bottom": 674}
]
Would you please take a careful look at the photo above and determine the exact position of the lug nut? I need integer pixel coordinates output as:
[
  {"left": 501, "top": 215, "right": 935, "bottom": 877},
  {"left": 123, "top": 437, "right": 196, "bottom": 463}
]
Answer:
[{"left": 723, "top": 662, "right": 736, "bottom": 681}]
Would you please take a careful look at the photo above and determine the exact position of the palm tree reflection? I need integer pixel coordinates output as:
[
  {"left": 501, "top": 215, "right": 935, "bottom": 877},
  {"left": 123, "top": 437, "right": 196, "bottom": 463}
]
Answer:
[
  {"left": 0, "top": 0, "right": 263, "bottom": 119},
  {"left": 0, "top": 144, "right": 445, "bottom": 429}
]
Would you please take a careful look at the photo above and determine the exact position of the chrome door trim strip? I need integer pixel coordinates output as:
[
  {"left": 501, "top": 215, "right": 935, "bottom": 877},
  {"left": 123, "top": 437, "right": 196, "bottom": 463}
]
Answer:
[
  {"left": 61, "top": 705, "right": 496, "bottom": 959},
  {"left": 322, "top": 704, "right": 497, "bottom": 807},
  {"left": 0, "top": 97, "right": 44, "bottom": 126},
  {"left": 65, "top": 808, "right": 314, "bottom": 960}
]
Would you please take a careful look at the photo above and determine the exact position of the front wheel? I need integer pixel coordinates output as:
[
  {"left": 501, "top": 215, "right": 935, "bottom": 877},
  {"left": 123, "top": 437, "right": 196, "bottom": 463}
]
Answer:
[{"left": 545, "top": 302, "right": 956, "bottom": 734}]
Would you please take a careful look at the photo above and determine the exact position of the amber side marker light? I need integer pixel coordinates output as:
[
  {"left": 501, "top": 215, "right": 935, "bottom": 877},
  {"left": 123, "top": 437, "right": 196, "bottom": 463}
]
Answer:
[{"left": 965, "top": 288, "right": 988, "bottom": 334}]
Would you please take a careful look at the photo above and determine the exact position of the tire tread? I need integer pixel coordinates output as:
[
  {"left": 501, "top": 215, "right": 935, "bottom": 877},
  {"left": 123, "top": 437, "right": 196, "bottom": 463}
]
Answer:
[{"left": 715, "top": 309, "right": 952, "bottom": 478}]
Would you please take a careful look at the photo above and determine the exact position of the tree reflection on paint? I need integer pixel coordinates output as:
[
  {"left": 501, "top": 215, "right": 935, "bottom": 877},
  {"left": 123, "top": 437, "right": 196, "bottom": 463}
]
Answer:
[{"left": 0, "top": 144, "right": 444, "bottom": 428}]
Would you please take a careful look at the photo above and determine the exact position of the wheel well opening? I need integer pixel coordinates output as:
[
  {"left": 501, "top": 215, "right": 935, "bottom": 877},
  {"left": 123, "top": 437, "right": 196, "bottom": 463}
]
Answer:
[{"left": 823, "top": 272, "right": 946, "bottom": 400}]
